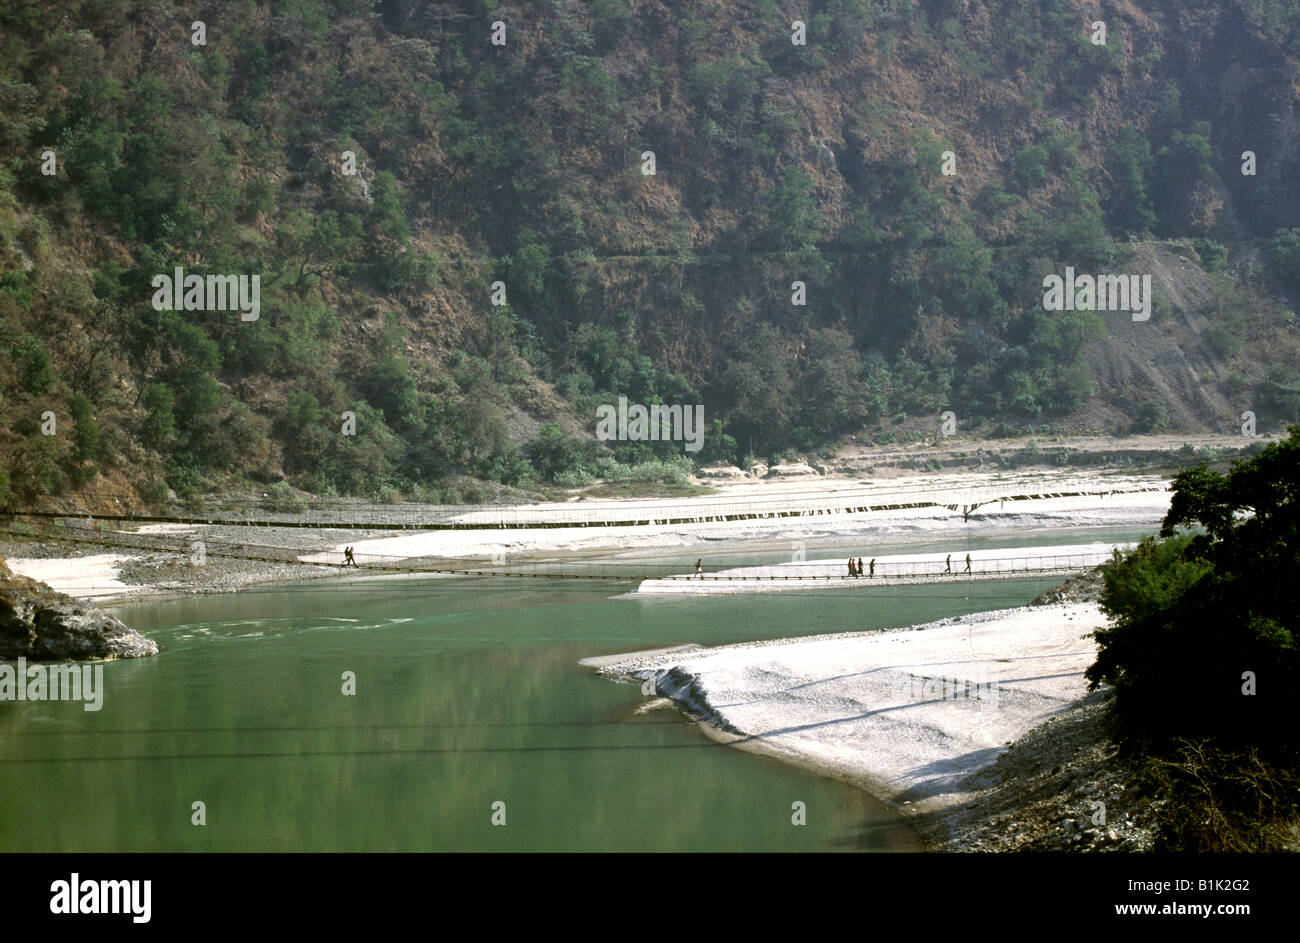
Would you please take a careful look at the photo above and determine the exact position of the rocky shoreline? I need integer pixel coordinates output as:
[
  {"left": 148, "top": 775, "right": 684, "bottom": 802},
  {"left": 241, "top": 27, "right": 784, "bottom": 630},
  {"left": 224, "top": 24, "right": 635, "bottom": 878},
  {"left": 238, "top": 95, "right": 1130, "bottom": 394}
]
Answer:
[
  {"left": 914, "top": 570, "right": 1160, "bottom": 852},
  {"left": 0, "top": 555, "right": 158, "bottom": 660},
  {"left": 908, "top": 689, "right": 1160, "bottom": 852}
]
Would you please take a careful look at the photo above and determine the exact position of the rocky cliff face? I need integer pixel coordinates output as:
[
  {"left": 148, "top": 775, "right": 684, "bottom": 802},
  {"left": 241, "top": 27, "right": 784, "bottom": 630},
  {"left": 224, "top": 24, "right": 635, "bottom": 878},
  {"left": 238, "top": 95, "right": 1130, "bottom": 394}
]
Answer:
[{"left": 0, "top": 556, "right": 158, "bottom": 661}]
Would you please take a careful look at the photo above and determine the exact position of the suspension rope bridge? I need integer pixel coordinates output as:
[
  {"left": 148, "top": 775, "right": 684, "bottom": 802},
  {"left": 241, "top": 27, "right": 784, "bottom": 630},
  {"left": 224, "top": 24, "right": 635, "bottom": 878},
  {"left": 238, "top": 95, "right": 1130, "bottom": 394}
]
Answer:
[
  {"left": 0, "top": 477, "right": 1163, "bottom": 596},
  {"left": 1, "top": 479, "right": 1168, "bottom": 531},
  {"left": 0, "top": 522, "right": 1123, "bottom": 588}
]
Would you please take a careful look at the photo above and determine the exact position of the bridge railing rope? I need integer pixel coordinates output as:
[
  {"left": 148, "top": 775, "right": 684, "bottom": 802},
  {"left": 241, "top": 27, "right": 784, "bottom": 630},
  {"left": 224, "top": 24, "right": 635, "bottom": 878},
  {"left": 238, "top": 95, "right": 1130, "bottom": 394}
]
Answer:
[
  {"left": 1, "top": 478, "right": 1168, "bottom": 531},
  {"left": 0, "top": 522, "right": 1120, "bottom": 584}
]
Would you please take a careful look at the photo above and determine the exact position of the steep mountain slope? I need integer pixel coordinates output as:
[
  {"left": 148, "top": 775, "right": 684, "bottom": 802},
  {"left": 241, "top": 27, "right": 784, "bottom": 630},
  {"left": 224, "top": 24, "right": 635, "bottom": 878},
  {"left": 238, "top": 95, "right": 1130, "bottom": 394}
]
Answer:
[{"left": 2, "top": 0, "right": 1299, "bottom": 510}]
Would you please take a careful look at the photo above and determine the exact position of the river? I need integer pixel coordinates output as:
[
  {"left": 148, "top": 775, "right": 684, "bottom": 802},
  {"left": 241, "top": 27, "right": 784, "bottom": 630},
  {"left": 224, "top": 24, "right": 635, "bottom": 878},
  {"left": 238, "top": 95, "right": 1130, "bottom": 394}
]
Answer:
[{"left": 0, "top": 526, "right": 1149, "bottom": 852}]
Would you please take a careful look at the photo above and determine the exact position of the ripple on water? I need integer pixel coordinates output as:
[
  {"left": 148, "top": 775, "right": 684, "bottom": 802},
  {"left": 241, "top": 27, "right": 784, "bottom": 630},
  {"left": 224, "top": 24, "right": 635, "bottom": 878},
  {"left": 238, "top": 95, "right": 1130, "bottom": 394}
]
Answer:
[{"left": 157, "top": 616, "right": 419, "bottom": 643}]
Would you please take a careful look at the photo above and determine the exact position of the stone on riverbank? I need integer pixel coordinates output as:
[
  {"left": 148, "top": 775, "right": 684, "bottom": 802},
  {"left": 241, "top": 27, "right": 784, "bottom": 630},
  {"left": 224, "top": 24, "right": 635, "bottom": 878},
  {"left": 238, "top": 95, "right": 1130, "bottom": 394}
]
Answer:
[{"left": 0, "top": 555, "right": 158, "bottom": 660}]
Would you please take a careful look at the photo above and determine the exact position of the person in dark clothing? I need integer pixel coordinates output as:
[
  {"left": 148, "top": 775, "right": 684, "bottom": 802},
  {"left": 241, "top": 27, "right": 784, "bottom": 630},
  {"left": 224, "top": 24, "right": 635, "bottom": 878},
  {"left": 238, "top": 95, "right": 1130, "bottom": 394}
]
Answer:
[
  {"left": 869, "top": 558, "right": 876, "bottom": 578},
  {"left": 965, "top": 553, "right": 972, "bottom": 574}
]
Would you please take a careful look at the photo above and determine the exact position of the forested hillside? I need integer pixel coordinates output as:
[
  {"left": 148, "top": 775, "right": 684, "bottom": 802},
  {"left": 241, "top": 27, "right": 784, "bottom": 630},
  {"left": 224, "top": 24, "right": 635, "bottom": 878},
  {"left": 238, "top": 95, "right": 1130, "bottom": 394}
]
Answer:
[{"left": 4, "top": 0, "right": 1300, "bottom": 508}]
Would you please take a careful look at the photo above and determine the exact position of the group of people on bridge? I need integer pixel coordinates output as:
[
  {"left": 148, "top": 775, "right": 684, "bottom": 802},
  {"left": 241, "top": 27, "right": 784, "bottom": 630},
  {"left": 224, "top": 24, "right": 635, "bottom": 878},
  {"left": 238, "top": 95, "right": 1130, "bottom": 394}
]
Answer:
[
  {"left": 945, "top": 553, "right": 972, "bottom": 575},
  {"left": 847, "top": 553, "right": 972, "bottom": 578},
  {"left": 846, "top": 557, "right": 875, "bottom": 577}
]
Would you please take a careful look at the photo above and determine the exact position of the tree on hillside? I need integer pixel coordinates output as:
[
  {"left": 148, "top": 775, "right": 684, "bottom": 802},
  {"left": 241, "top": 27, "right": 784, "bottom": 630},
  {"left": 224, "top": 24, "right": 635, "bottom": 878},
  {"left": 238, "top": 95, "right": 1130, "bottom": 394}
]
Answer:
[
  {"left": 797, "top": 327, "right": 871, "bottom": 437},
  {"left": 1105, "top": 127, "right": 1157, "bottom": 235},
  {"left": 719, "top": 323, "right": 795, "bottom": 455},
  {"left": 757, "top": 166, "right": 820, "bottom": 251}
]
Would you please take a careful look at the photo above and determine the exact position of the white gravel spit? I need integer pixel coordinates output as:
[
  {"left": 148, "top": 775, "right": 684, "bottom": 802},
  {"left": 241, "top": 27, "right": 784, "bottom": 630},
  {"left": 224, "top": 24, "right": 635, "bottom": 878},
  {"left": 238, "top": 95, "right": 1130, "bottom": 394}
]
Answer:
[{"left": 594, "top": 602, "right": 1107, "bottom": 813}]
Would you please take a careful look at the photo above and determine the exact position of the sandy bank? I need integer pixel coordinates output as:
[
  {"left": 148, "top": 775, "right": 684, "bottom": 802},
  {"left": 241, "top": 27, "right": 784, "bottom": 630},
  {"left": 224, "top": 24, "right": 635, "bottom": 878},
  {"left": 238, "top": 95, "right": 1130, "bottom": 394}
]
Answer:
[
  {"left": 301, "top": 472, "right": 1168, "bottom": 564},
  {"left": 3, "top": 554, "right": 135, "bottom": 599},
  {"left": 593, "top": 603, "right": 1106, "bottom": 814}
]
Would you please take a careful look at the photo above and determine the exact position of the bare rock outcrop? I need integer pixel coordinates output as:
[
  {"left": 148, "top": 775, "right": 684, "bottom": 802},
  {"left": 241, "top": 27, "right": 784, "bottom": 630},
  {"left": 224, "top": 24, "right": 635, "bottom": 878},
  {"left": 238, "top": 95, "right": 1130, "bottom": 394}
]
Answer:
[
  {"left": 0, "top": 556, "right": 158, "bottom": 661},
  {"left": 764, "top": 462, "right": 820, "bottom": 478}
]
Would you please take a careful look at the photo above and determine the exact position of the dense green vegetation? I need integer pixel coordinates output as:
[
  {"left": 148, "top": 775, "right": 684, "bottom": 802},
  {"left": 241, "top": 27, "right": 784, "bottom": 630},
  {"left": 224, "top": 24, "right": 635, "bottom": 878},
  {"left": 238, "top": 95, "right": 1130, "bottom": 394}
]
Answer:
[
  {"left": 1089, "top": 427, "right": 1300, "bottom": 849},
  {"left": 1, "top": 0, "right": 1300, "bottom": 504}
]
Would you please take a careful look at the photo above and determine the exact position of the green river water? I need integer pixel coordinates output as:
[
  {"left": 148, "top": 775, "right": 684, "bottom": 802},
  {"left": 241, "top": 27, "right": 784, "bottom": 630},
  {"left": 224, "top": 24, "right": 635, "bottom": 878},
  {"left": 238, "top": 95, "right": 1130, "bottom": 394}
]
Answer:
[{"left": 0, "top": 527, "right": 1151, "bottom": 852}]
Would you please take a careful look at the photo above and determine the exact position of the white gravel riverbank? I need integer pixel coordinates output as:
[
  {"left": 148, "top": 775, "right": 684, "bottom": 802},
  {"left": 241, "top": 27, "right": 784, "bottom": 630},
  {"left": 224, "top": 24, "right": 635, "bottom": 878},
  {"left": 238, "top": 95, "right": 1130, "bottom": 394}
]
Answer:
[{"left": 592, "top": 602, "right": 1107, "bottom": 814}]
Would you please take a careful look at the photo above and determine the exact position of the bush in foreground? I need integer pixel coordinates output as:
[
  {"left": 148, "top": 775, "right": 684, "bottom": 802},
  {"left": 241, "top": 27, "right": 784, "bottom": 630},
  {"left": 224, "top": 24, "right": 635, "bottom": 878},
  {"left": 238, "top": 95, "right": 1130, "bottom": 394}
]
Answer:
[{"left": 1089, "top": 427, "right": 1300, "bottom": 849}]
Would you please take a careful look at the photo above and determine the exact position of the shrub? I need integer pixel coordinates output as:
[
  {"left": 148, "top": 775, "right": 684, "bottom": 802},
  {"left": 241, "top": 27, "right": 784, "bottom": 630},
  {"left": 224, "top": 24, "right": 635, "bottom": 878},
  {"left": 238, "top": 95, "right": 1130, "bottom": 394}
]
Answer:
[
  {"left": 1130, "top": 399, "right": 1168, "bottom": 434},
  {"left": 1105, "top": 128, "right": 1157, "bottom": 234},
  {"left": 1089, "top": 431, "right": 1300, "bottom": 751},
  {"left": 166, "top": 462, "right": 205, "bottom": 500},
  {"left": 1012, "top": 144, "right": 1049, "bottom": 192},
  {"left": 261, "top": 481, "right": 307, "bottom": 513},
  {"left": 140, "top": 476, "right": 169, "bottom": 505},
  {"left": 12, "top": 332, "right": 53, "bottom": 393},
  {"left": 1144, "top": 741, "right": 1300, "bottom": 852},
  {"left": 1268, "top": 227, "right": 1300, "bottom": 290},
  {"left": 1194, "top": 239, "right": 1228, "bottom": 272},
  {"left": 526, "top": 423, "right": 605, "bottom": 482},
  {"left": 622, "top": 457, "right": 692, "bottom": 485}
]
